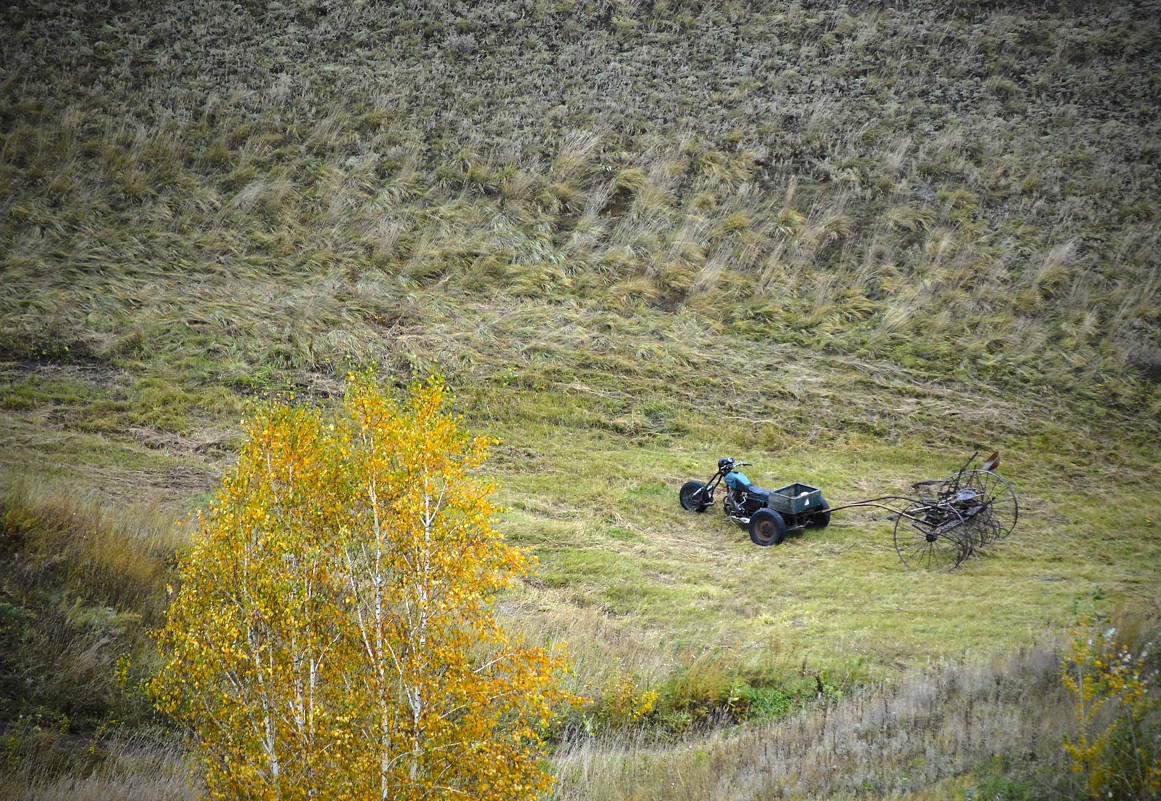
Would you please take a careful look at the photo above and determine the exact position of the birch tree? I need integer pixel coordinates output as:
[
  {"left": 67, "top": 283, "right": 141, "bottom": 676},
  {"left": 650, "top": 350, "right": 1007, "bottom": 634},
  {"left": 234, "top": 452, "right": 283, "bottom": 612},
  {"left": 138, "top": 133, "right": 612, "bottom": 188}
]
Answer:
[{"left": 154, "top": 375, "right": 571, "bottom": 801}]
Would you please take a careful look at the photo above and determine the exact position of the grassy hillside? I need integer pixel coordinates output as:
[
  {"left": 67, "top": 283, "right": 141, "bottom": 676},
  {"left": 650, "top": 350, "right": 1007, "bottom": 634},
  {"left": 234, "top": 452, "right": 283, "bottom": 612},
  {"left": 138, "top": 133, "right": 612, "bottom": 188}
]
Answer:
[
  {"left": 3, "top": 0, "right": 1160, "bottom": 404},
  {"left": 2, "top": 0, "right": 1159, "bottom": 797}
]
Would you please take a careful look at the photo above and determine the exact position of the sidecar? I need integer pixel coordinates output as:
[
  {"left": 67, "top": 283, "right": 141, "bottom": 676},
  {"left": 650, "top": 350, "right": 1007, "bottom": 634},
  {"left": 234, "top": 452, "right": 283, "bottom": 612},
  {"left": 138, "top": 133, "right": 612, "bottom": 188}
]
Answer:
[{"left": 679, "top": 458, "right": 830, "bottom": 546}]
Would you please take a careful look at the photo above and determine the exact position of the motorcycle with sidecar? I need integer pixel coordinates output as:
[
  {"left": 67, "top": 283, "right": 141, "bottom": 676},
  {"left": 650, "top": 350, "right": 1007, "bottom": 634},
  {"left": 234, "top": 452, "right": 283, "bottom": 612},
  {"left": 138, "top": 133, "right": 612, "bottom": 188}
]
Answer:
[{"left": 679, "top": 457, "right": 831, "bottom": 546}]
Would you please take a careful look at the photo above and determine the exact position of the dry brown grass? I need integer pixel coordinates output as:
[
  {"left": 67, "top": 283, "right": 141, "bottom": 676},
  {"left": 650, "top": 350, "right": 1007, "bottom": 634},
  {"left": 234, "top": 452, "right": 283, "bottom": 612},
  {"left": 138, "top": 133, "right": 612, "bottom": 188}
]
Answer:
[
  {"left": 0, "top": 735, "right": 198, "bottom": 801},
  {"left": 551, "top": 646, "right": 1079, "bottom": 800}
]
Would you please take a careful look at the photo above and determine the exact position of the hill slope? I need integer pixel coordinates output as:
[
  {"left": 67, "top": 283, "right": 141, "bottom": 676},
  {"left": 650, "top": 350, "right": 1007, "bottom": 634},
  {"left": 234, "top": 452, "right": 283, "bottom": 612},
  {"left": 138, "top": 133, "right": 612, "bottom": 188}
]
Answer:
[
  {"left": 2, "top": 0, "right": 1160, "bottom": 797},
  {"left": 3, "top": 0, "right": 1160, "bottom": 404}
]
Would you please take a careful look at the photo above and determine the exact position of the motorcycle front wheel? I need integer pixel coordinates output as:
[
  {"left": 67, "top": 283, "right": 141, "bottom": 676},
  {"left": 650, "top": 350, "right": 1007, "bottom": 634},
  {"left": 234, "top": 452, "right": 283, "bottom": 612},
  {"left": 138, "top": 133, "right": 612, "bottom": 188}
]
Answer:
[{"left": 679, "top": 480, "right": 709, "bottom": 512}]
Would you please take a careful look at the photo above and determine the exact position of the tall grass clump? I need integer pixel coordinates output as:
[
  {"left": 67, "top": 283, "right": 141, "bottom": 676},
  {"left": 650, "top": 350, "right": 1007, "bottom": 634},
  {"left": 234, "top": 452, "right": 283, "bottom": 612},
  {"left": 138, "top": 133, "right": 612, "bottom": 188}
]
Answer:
[
  {"left": 2, "top": 0, "right": 1159, "bottom": 410},
  {"left": 1, "top": 735, "right": 196, "bottom": 801},
  {"left": 547, "top": 605, "right": 1161, "bottom": 800},
  {"left": 552, "top": 646, "right": 1079, "bottom": 800},
  {"left": 0, "top": 483, "right": 187, "bottom": 794}
]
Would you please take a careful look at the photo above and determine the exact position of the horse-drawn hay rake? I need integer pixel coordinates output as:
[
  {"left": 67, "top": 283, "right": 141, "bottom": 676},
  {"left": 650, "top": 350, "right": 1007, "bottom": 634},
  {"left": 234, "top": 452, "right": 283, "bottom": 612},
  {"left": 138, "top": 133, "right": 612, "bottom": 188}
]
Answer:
[
  {"left": 679, "top": 451, "right": 1018, "bottom": 570},
  {"left": 828, "top": 451, "right": 1018, "bottom": 570}
]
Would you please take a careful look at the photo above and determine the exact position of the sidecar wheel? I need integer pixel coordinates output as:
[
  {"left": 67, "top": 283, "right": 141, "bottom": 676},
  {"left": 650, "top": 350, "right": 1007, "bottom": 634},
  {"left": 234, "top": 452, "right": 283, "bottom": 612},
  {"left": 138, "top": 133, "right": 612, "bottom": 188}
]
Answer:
[
  {"left": 679, "top": 481, "right": 709, "bottom": 512},
  {"left": 808, "top": 497, "right": 831, "bottom": 528},
  {"left": 749, "top": 509, "right": 786, "bottom": 546}
]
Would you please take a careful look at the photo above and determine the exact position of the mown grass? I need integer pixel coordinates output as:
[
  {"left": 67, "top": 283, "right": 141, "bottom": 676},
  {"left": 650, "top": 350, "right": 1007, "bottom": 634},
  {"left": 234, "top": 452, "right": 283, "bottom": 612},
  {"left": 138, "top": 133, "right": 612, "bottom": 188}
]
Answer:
[
  {"left": 2, "top": 0, "right": 1160, "bottom": 795},
  {"left": 489, "top": 385, "right": 1160, "bottom": 676}
]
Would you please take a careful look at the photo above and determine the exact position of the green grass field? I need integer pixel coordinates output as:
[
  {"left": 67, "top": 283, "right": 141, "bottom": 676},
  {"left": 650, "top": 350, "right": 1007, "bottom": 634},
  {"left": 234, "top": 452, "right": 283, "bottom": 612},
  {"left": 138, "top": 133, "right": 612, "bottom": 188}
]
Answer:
[{"left": 2, "top": 0, "right": 1159, "bottom": 797}]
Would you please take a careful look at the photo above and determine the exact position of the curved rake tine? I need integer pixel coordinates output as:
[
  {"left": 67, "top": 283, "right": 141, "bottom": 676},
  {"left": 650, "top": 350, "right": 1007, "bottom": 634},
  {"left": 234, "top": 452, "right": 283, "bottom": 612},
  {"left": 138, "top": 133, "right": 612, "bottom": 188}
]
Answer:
[{"left": 981, "top": 450, "right": 1001, "bottom": 472}]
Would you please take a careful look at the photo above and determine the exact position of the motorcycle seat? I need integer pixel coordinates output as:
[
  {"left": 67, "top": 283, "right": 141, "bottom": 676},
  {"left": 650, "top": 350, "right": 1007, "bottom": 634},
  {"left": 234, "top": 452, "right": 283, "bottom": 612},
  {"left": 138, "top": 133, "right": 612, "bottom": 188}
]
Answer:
[{"left": 744, "top": 485, "right": 771, "bottom": 503}]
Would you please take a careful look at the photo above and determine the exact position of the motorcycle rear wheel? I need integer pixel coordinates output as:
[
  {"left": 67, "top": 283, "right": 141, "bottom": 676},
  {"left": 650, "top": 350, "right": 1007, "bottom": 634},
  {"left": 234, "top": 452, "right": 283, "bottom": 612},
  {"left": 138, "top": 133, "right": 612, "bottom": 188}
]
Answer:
[{"left": 749, "top": 509, "right": 786, "bottom": 546}]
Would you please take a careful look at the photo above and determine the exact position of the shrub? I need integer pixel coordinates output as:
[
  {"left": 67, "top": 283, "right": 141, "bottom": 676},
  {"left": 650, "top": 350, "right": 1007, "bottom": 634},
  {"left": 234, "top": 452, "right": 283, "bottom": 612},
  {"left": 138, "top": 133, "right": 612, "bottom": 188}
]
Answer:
[{"left": 1060, "top": 611, "right": 1161, "bottom": 800}]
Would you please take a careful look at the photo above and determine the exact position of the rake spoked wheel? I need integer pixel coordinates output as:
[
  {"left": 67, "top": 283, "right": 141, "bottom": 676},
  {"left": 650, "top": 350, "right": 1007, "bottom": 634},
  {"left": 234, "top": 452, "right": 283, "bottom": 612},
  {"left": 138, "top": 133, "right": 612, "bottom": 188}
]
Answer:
[
  {"left": 893, "top": 501, "right": 971, "bottom": 571},
  {"left": 962, "top": 470, "right": 1018, "bottom": 541}
]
